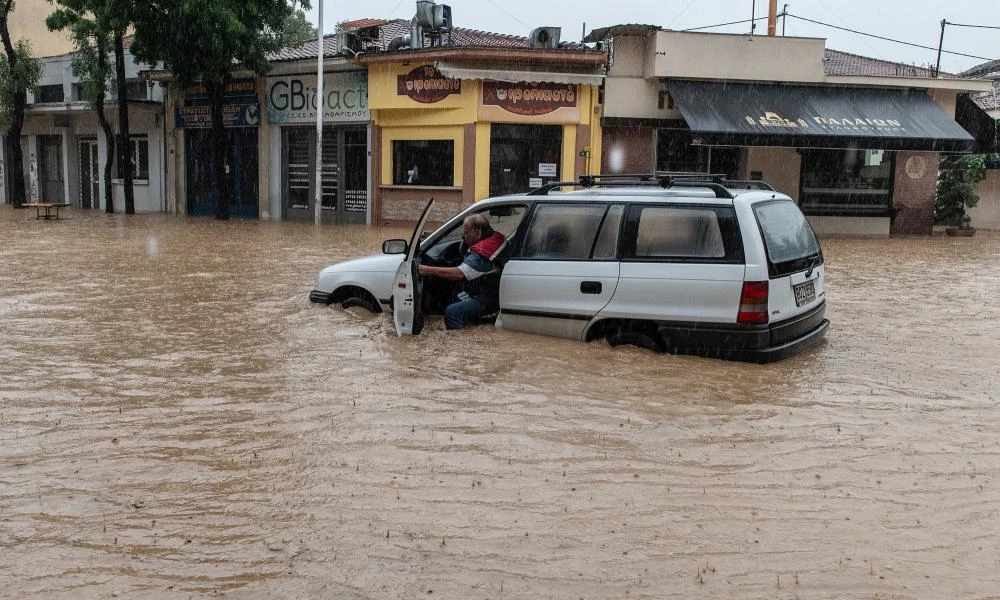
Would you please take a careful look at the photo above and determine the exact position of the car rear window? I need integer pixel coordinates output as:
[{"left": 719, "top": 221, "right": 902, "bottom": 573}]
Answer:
[{"left": 753, "top": 200, "right": 822, "bottom": 276}]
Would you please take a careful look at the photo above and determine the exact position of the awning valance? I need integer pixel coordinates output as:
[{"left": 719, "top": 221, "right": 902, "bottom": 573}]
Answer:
[
  {"left": 435, "top": 62, "right": 604, "bottom": 85},
  {"left": 667, "top": 79, "right": 976, "bottom": 152}
]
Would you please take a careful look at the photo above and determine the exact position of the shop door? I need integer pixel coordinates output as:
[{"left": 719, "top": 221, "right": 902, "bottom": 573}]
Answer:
[
  {"left": 78, "top": 137, "right": 100, "bottom": 209},
  {"left": 283, "top": 126, "right": 368, "bottom": 223},
  {"left": 489, "top": 124, "right": 562, "bottom": 196},
  {"left": 185, "top": 128, "right": 259, "bottom": 218},
  {"left": 39, "top": 135, "right": 66, "bottom": 203}
]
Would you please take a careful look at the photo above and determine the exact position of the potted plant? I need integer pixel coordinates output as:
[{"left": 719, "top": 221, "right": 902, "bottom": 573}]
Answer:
[{"left": 935, "top": 153, "right": 987, "bottom": 236}]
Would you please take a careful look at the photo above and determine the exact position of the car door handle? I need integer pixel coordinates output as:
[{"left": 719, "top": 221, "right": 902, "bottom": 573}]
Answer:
[{"left": 580, "top": 281, "right": 602, "bottom": 294}]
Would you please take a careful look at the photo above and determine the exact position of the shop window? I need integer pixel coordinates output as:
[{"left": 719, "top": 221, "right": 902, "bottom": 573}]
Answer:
[
  {"left": 799, "top": 149, "right": 894, "bottom": 216},
  {"left": 392, "top": 140, "right": 454, "bottom": 186},
  {"left": 655, "top": 127, "right": 739, "bottom": 177},
  {"left": 37, "top": 85, "right": 64, "bottom": 103},
  {"left": 489, "top": 124, "right": 562, "bottom": 197}
]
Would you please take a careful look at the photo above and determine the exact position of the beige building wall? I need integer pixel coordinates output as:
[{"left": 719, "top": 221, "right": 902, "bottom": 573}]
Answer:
[
  {"left": 742, "top": 146, "right": 801, "bottom": 201},
  {"left": 649, "top": 31, "right": 827, "bottom": 82},
  {"left": 969, "top": 170, "right": 1000, "bottom": 230},
  {"left": 7, "top": 0, "right": 74, "bottom": 57}
]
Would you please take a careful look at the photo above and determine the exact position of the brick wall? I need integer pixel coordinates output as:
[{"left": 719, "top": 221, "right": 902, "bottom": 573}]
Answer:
[
  {"left": 891, "top": 151, "right": 939, "bottom": 235},
  {"left": 600, "top": 125, "right": 654, "bottom": 174}
]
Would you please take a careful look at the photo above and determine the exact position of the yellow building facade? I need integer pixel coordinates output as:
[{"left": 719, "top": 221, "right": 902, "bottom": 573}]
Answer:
[{"left": 360, "top": 47, "right": 605, "bottom": 225}]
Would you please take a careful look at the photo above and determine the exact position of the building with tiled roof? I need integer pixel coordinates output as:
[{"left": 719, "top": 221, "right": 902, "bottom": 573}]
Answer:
[
  {"left": 959, "top": 59, "right": 1000, "bottom": 117},
  {"left": 255, "top": 1, "right": 607, "bottom": 225},
  {"left": 587, "top": 25, "right": 992, "bottom": 236}
]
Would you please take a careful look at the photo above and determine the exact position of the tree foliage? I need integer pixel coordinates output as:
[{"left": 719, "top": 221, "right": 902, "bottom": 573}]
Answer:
[
  {"left": 47, "top": 0, "right": 118, "bottom": 211},
  {"left": 130, "top": 0, "right": 310, "bottom": 219},
  {"left": 0, "top": 0, "right": 42, "bottom": 208},
  {"left": 278, "top": 8, "right": 318, "bottom": 48},
  {"left": 935, "top": 153, "right": 989, "bottom": 228},
  {"left": 0, "top": 39, "right": 40, "bottom": 132}
]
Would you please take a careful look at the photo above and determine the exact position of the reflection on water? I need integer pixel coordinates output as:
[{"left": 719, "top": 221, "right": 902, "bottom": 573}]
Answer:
[{"left": 2, "top": 206, "right": 999, "bottom": 599}]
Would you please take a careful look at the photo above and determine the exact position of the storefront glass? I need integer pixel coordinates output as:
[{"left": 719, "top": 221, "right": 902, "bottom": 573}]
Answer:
[
  {"left": 656, "top": 127, "right": 739, "bottom": 177},
  {"left": 489, "top": 124, "right": 561, "bottom": 196},
  {"left": 392, "top": 140, "right": 454, "bottom": 186},
  {"left": 799, "top": 149, "right": 894, "bottom": 216}
]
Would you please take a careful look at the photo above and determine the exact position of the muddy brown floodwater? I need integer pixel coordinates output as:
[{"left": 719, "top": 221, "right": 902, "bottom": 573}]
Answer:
[{"left": 2, "top": 206, "right": 999, "bottom": 600}]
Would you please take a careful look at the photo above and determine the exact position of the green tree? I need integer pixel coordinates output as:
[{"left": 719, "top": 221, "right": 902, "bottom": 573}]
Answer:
[
  {"left": 935, "top": 154, "right": 988, "bottom": 228},
  {"left": 46, "top": 0, "right": 118, "bottom": 212},
  {"left": 0, "top": 0, "right": 42, "bottom": 209},
  {"left": 131, "top": 0, "right": 310, "bottom": 220},
  {"left": 279, "top": 8, "right": 318, "bottom": 48}
]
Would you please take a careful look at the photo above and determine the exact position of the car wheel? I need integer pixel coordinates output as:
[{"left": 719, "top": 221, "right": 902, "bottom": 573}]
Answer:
[
  {"left": 608, "top": 331, "right": 662, "bottom": 352},
  {"left": 341, "top": 295, "right": 378, "bottom": 313}
]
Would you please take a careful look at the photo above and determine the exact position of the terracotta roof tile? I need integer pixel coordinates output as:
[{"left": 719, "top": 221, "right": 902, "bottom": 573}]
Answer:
[
  {"left": 269, "top": 18, "right": 584, "bottom": 62},
  {"left": 960, "top": 58, "right": 1000, "bottom": 79},
  {"left": 823, "top": 48, "right": 944, "bottom": 78},
  {"left": 969, "top": 80, "right": 1000, "bottom": 111}
]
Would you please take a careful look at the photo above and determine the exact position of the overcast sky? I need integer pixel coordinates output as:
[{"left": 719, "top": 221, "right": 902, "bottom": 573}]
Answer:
[{"left": 306, "top": 0, "right": 999, "bottom": 75}]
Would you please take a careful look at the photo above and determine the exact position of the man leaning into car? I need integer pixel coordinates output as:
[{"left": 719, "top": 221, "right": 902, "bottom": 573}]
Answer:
[{"left": 418, "top": 214, "right": 507, "bottom": 330}]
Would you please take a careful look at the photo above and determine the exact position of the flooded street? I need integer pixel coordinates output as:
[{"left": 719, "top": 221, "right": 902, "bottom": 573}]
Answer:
[{"left": 2, "top": 206, "right": 999, "bottom": 599}]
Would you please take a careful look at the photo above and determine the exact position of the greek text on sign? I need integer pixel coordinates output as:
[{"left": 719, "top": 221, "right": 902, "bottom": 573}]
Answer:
[
  {"left": 537, "top": 163, "right": 557, "bottom": 177},
  {"left": 176, "top": 103, "right": 260, "bottom": 128},
  {"left": 482, "top": 81, "right": 577, "bottom": 116},
  {"left": 267, "top": 72, "right": 369, "bottom": 124},
  {"left": 397, "top": 66, "right": 461, "bottom": 103}
]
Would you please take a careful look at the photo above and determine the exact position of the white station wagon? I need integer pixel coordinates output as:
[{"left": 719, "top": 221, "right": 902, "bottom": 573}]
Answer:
[{"left": 310, "top": 175, "right": 828, "bottom": 362}]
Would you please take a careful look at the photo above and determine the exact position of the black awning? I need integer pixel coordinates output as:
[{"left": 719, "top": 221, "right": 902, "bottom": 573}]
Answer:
[
  {"left": 667, "top": 80, "right": 976, "bottom": 152},
  {"left": 955, "top": 93, "right": 999, "bottom": 153}
]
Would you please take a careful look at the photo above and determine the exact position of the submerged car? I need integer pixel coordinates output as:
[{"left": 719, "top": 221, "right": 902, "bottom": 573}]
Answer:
[{"left": 310, "top": 175, "right": 828, "bottom": 362}]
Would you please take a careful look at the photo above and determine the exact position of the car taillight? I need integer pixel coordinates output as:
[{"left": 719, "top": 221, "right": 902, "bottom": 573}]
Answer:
[{"left": 737, "top": 281, "right": 769, "bottom": 324}]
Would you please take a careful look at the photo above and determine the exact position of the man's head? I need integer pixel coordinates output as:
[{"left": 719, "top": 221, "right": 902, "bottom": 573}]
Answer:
[{"left": 462, "top": 214, "right": 491, "bottom": 246}]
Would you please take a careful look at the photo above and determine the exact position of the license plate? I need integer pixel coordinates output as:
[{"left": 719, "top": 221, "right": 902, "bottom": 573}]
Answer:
[{"left": 793, "top": 279, "right": 816, "bottom": 307}]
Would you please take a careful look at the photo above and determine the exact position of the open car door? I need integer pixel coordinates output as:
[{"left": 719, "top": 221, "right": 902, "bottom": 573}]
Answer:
[{"left": 392, "top": 199, "right": 434, "bottom": 336}]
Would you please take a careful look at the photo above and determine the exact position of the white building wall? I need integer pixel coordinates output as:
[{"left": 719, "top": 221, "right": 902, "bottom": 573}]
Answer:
[{"left": 969, "top": 170, "right": 1000, "bottom": 230}]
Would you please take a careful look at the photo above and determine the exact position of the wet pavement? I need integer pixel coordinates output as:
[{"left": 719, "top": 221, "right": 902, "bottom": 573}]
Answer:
[{"left": 2, "top": 205, "right": 999, "bottom": 599}]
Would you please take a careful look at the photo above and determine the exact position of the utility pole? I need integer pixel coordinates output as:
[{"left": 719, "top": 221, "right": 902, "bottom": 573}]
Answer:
[
  {"left": 767, "top": 0, "right": 778, "bottom": 36},
  {"left": 782, "top": 4, "right": 789, "bottom": 36},
  {"left": 314, "top": 0, "right": 325, "bottom": 224},
  {"left": 935, "top": 19, "right": 947, "bottom": 78}
]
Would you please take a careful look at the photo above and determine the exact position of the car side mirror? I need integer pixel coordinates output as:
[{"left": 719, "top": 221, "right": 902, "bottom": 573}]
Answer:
[{"left": 382, "top": 239, "right": 408, "bottom": 255}]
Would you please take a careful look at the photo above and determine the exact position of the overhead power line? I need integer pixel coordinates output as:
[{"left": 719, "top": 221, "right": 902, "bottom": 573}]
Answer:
[
  {"left": 785, "top": 13, "right": 995, "bottom": 62},
  {"left": 682, "top": 16, "right": 767, "bottom": 33},
  {"left": 944, "top": 22, "right": 1000, "bottom": 31}
]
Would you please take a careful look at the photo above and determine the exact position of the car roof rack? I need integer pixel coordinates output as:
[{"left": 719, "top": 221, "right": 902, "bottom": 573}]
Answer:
[{"left": 526, "top": 173, "right": 742, "bottom": 199}]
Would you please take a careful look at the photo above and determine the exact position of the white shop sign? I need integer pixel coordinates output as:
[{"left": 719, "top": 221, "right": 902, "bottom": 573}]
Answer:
[{"left": 267, "top": 72, "right": 369, "bottom": 124}]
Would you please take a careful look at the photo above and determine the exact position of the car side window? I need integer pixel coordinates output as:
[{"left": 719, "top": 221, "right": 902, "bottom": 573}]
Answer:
[
  {"left": 625, "top": 205, "right": 743, "bottom": 261},
  {"left": 517, "top": 204, "right": 607, "bottom": 260}
]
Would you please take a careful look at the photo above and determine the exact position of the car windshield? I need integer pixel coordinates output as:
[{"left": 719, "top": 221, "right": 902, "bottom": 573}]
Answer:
[{"left": 426, "top": 204, "right": 527, "bottom": 247}]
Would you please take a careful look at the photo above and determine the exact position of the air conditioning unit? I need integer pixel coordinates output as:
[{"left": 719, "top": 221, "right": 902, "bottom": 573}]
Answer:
[
  {"left": 529, "top": 26, "right": 561, "bottom": 49},
  {"left": 337, "top": 31, "right": 362, "bottom": 55}
]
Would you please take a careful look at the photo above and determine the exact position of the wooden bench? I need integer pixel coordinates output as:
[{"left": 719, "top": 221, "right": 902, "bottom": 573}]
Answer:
[{"left": 23, "top": 203, "right": 71, "bottom": 220}]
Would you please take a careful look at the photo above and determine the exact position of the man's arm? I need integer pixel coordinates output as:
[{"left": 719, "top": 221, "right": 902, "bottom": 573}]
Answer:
[{"left": 418, "top": 264, "right": 465, "bottom": 280}]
